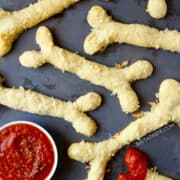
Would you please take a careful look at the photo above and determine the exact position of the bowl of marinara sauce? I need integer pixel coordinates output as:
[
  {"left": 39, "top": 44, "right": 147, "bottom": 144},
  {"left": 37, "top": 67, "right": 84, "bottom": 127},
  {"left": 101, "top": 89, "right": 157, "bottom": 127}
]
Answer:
[{"left": 0, "top": 121, "right": 58, "bottom": 180}]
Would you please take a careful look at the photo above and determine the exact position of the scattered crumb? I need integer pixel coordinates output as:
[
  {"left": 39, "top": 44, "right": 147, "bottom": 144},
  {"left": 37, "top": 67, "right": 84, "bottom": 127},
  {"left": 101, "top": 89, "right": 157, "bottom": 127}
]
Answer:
[
  {"left": 106, "top": 168, "right": 111, "bottom": 173},
  {"left": 115, "top": 60, "right": 129, "bottom": 69},
  {"left": 148, "top": 99, "right": 159, "bottom": 106},
  {"left": 85, "top": 162, "right": 90, "bottom": 168},
  {"left": 133, "top": 111, "right": 144, "bottom": 119}
]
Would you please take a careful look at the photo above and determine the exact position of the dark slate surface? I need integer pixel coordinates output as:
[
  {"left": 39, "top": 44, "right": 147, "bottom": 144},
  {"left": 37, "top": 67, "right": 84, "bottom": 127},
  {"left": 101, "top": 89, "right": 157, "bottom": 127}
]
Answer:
[{"left": 0, "top": 0, "right": 179, "bottom": 179}]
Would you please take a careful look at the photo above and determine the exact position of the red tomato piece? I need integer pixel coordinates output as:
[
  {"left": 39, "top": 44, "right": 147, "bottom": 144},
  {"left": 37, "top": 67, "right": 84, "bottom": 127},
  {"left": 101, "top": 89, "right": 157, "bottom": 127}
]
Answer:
[{"left": 125, "top": 148, "right": 148, "bottom": 180}]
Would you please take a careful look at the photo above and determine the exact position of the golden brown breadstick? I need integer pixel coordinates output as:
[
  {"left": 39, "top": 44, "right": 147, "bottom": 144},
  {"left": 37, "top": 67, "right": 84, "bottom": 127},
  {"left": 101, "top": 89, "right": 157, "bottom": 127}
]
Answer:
[
  {"left": 146, "top": 0, "right": 167, "bottom": 19},
  {"left": 19, "top": 26, "right": 153, "bottom": 113},
  {"left": 84, "top": 6, "right": 180, "bottom": 55},
  {"left": 0, "top": 0, "right": 81, "bottom": 56},
  {"left": 68, "top": 79, "right": 179, "bottom": 180},
  {"left": 0, "top": 76, "right": 102, "bottom": 137}
]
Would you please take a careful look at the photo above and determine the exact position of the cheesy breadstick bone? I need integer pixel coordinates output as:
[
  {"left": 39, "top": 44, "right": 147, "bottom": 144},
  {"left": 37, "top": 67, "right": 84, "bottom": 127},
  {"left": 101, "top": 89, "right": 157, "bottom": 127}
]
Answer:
[
  {"left": 146, "top": 0, "right": 167, "bottom": 19},
  {"left": 84, "top": 6, "right": 180, "bottom": 55},
  {"left": 0, "top": 0, "right": 81, "bottom": 56},
  {"left": 0, "top": 77, "right": 102, "bottom": 137},
  {"left": 68, "top": 79, "right": 179, "bottom": 180},
  {"left": 20, "top": 26, "right": 153, "bottom": 113}
]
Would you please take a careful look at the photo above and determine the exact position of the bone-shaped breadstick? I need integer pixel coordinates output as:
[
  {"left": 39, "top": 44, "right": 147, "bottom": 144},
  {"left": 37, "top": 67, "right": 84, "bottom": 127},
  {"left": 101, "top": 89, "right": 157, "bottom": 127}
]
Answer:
[
  {"left": 0, "top": 0, "right": 82, "bottom": 56},
  {"left": 84, "top": 6, "right": 180, "bottom": 55},
  {"left": 146, "top": 0, "right": 167, "bottom": 19},
  {"left": 68, "top": 79, "right": 179, "bottom": 180},
  {"left": 19, "top": 26, "right": 153, "bottom": 113},
  {"left": 0, "top": 76, "right": 102, "bottom": 137}
]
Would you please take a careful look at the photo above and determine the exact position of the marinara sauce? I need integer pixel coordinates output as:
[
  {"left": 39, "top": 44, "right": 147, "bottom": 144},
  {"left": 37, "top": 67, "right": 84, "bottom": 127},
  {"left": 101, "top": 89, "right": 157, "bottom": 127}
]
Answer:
[
  {"left": 117, "top": 148, "right": 148, "bottom": 180},
  {"left": 0, "top": 123, "right": 56, "bottom": 180}
]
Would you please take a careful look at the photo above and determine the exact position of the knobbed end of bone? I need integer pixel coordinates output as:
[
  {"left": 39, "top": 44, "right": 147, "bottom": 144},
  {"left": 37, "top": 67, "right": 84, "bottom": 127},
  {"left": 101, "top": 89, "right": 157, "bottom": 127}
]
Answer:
[
  {"left": 19, "top": 26, "right": 54, "bottom": 68},
  {"left": 116, "top": 82, "right": 140, "bottom": 113},
  {"left": 84, "top": 32, "right": 107, "bottom": 55},
  {"left": 19, "top": 51, "right": 46, "bottom": 68},
  {"left": 68, "top": 141, "right": 95, "bottom": 162},
  {"left": 74, "top": 92, "right": 102, "bottom": 112},
  {"left": 0, "top": 9, "right": 18, "bottom": 57},
  {"left": 72, "top": 118, "right": 97, "bottom": 137},
  {"left": 123, "top": 60, "right": 153, "bottom": 82},
  {"left": 116, "top": 60, "right": 153, "bottom": 113},
  {"left": 87, "top": 6, "right": 112, "bottom": 28},
  {"left": 146, "top": 0, "right": 167, "bottom": 19},
  {"left": 159, "top": 79, "right": 180, "bottom": 106},
  {"left": 68, "top": 143, "right": 83, "bottom": 161},
  {"left": 36, "top": 26, "right": 54, "bottom": 51},
  {"left": 158, "top": 79, "right": 180, "bottom": 124},
  {"left": 121, "top": 96, "right": 140, "bottom": 113},
  {"left": 0, "top": 9, "right": 13, "bottom": 56},
  {"left": 84, "top": 6, "right": 113, "bottom": 55},
  {"left": 159, "top": 79, "right": 179, "bottom": 100}
]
